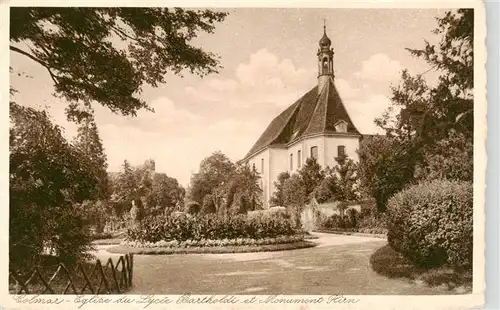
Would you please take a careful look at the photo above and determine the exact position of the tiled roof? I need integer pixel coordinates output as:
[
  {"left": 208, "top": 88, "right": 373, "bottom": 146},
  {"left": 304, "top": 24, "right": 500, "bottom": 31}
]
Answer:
[{"left": 243, "top": 76, "right": 360, "bottom": 160}]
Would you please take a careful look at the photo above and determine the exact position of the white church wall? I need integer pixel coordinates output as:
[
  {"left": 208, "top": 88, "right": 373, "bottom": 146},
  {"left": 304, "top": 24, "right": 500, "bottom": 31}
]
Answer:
[
  {"left": 268, "top": 147, "right": 288, "bottom": 207},
  {"left": 287, "top": 136, "right": 326, "bottom": 173},
  {"left": 246, "top": 148, "right": 271, "bottom": 208},
  {"left": 324, "top": 135, "right": 360, "bottom": 168}
]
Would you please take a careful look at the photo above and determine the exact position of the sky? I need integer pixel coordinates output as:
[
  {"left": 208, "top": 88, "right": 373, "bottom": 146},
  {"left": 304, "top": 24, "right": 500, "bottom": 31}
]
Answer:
[{"left": 10, "top": 8, "right": 447, "bottom": 187}]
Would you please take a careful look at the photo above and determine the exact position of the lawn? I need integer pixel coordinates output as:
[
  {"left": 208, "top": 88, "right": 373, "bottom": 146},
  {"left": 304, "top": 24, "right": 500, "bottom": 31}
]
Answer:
[{"left": 370, "top": 244, "right": 472, "bottom": 292}]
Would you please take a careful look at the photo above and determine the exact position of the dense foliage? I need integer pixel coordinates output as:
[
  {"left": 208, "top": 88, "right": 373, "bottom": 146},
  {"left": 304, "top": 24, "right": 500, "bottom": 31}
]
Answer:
[
  {"left": 10, "top": 7, "right": 228, "bottom": 122},
  {"left": 298, "top": 158, "right": 325, "bottom": 198},
  {"left": 358, "top": 9, "right": 473, "bottom": 212},
  {"left": 10, "top": 102, "right": 97, "bottom": 270},
  {"left": 269, "top": 172, "right": 290, "bottom": 207},
  {"left": 316, "top": 201, "right": 387, "bottom": 234},
  {"left": 314, "top": 156, "right": 360, "bottom": 204},
  {"left": 109, "top": 159, "right": 185, "bottom": 224},
  {"left": 126, "top": 212, "right": 298, "bottom": 243},
  {"left": 357, "top": 136, "right": 416, "bottom": 212},
  {"left": 189, "top": 151, "right": 235, "bottom": 206},
  {"left": 188, "top": 151, "right": 262, "bottom": 216},
  {"left": 386, "top": 180, "right": 473, "bottom": 268}
]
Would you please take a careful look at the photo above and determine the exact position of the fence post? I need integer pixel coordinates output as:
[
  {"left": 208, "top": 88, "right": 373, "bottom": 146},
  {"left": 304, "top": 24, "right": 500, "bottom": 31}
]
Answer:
[{"left": 129, "top": 254, "right": 133, "bottom": 286}]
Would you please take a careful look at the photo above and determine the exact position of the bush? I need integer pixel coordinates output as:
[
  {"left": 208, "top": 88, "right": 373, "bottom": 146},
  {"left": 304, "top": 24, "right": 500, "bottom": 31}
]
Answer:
[
  {"left": 358, "top": 202, "right": 387, "bottom": 231},
  {"left": 185, "top": 202, "right": 201, "bottom": 215},
  {"left": 201, "top": 195, "right": 216, "bottom": 214},
  {"left": 126, "top": 213, "right": 299, "bottom": 243},
  {"left": 386, "top": 180, "right": 472, "bottom": 268}
]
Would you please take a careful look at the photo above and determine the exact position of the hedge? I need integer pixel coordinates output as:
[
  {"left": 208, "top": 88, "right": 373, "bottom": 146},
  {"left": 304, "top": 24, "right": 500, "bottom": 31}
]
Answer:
[
  {"left": 126, "top": 212, "right": 298, "bottom": 242},
  {"left": 386, "top": 179, "right": 473, "bottom": 268}
]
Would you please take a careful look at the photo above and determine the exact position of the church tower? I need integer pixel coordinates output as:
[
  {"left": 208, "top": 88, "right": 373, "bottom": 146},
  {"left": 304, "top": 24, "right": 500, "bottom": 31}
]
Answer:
[{"left": 317, "top": 24, "right": 334, "bottom": 91}]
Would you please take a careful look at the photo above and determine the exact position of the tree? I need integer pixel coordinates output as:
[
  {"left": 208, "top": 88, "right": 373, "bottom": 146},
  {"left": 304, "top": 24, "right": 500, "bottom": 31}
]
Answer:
[
  {"left": 314, "top": 155, "right": 360, "bottom": 204},
  {"left": 357, "top": 136, "right": 416, "bottom": 212},
  {"left": 298, "top": 158, "right": 324, "bottom": 198},
  {"left": 416, "top": 130, "right": 473, "bottom": 182},
  {"left": 377, "top": 9, "right": 473, "bottom": 144},
  {"left": 225, "top": 164, "right": 263, "bottom": 215},
  {"left": 201, "top": 194, "right": 217, "bottom": 214},
  {"left": 10, "top": 8, "right": 228, "bottom": 122},
  {"left": 10, "top": 102, "right": 98, "bottom": 270},
  {"left": 145, "top": 173, "right": 186, "bottom": 217},
  {"left": 282, "top": 174, "right": 307, "bottom": 228},
  {"left": 362, "top": 9, "right": 473, "bottom": 211},
  {"left": 188, "top": 151, "right": 236, "bottom": 205},
  {"left": 375, "top": 9, "right": 473, "bottom": 182},
  {"left": 73, "top": 118, "right": 108, "bottom": 196},
  {"left": 269, "top": 172, "right": 290, "bottom": 207}
]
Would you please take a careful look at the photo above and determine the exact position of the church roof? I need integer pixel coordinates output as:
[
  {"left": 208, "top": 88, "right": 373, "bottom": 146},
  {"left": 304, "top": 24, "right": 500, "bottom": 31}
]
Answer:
[{"left": 243, "top": 76, "right": 360, "bottom": 160}]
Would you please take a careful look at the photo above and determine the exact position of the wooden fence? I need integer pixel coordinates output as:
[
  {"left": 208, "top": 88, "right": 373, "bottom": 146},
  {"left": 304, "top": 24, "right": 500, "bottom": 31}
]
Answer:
[{"left": 9, "top": 254, "right": 133, "bottom": 294}]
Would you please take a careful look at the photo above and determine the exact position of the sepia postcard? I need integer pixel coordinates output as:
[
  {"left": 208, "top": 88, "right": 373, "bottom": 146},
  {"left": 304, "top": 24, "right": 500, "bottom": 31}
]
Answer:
[{"left": 1, "top": 0, "right": 487, "bottom": 309}]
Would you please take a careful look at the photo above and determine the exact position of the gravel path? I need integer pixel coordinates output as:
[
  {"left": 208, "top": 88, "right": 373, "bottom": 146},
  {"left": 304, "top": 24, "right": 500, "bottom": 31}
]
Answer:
[{"left": 92, "top": 233, "right": 453, "bottom": 295}]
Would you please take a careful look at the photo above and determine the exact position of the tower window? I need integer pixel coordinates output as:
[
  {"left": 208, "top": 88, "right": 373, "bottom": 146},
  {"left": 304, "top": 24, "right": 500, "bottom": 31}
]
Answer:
[
  {"left": 311, "top": 146, "right": 318, "bottom": 159},
  {"left": 261, "top": 158, "right": 264, "bottom": 174},
  {"left": 297, "top": 150, "right": 301, "bottom": 168},
  {"left": 338, "top": 145, "right": 345, "bottom": 158},
  {"left": 290, "top": 154, "right": 293, "bottom": 171},
  {"left": 252, "top": 163, "right": 256, "bottom": 171}
]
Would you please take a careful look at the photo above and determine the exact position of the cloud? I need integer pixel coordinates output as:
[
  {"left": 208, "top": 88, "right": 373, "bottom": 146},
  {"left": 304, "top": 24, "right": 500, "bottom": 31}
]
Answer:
[
  {"left": 344, "top": 94, "right": 397, "bottom": 135},
  {"left": 185, "top": 48, "right": 315, "bottom": 109},
  {"left": 335, "top": 78, "right": 360, "bottom": 99},
  {"left": 354, "top": 53, "right": 403, "bottom": 83},
  {"left": 100, "top": 116, "right": 268, "bottom": 187},
  {"left": 93, "top": 96, "right": 202, "bottom": 136}
]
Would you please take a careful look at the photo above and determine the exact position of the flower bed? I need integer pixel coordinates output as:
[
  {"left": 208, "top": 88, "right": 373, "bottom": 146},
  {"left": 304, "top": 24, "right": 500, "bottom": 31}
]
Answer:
[
  {"left": 122, "top": 234, "right": 304, "bottom": 248},
  {"left": 126, "top": 213, "right": 298, "bottom": 243},
  {"left": 108, "top": 240, "right": 315, "bottom": 255}
]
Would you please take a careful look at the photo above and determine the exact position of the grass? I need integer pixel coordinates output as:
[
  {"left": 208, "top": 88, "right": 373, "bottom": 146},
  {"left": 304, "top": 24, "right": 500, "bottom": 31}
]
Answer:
[
  {"left": 370, "top": 245, "right": 472, "bottom": 292},
  {"left": 107, "top": 240, "right": 317, "bottom": 255}
]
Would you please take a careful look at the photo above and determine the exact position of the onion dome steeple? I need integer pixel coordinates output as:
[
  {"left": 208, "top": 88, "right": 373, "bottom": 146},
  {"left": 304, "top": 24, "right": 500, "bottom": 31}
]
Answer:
[
  {"left": 317, "top": 22, "right": 335, "bottom": 91},
  {"left": 319, "top": 25, "right": 331, "bottom": 48}
]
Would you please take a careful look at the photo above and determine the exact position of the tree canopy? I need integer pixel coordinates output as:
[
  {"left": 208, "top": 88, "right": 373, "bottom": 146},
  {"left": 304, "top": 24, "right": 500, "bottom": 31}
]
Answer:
[
  {"left": 377, "top": 9, "right": 473, "bottom": 145},
  {"left": 10, "top": 102, "right": 98, "bottom": 270},
  {"left": 188, "top": 151, "right": 236, "bottom": 205},
  {"left": 10, "top": 7, "right": 228, "bottom": 121},
  {"left": 269, "top": 171, "right": 290, "bottom": 207},
  {"left": 362, "top": 9, "right": 474, "bottom": 211}
]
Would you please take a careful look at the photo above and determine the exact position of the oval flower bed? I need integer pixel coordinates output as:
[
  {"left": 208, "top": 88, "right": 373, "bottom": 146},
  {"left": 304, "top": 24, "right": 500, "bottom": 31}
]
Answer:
[
  {"left": 107, "top": 214, "right": 317, "bottom": 254},
  {"left": 108, "top": 235, "right": 315, "bottom": 255}
]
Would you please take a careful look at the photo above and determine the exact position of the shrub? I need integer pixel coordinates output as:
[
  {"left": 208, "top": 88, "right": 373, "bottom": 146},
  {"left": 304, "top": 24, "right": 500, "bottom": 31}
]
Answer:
[
  {"left": 126, "top": 213, "right": 299, "bottom": 243},
  {"left": 358, "top": 202, "right": 387, "bottom": 231},
  {"left": 346, "top": 208, "right": 359, "bottom": 228},
  {"left": 185, "top": 202, "right": 201, "bottom": 215},
  {"left": 386, "top": 180, "right": 472, "bottom": 268},
  {"left": 201, "top": 194, "right": 216, "bottom": 214}
]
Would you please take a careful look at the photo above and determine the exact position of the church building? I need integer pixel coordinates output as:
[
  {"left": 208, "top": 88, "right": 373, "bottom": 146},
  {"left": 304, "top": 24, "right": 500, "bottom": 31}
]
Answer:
[{"left": 240, "top": 26, "right": 362, "bottom": 208}]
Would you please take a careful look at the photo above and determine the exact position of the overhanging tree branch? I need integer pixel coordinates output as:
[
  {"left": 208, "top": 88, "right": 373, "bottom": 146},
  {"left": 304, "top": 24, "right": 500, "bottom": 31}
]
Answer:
[{"left": 10, "top": 45, "right": 61, "bottom": 86}]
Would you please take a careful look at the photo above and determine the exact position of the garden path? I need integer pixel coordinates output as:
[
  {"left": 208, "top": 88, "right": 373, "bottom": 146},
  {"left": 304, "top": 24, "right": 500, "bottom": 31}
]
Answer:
[{"left": 94, "top": 233, "right": 456, "bottom": 295}]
